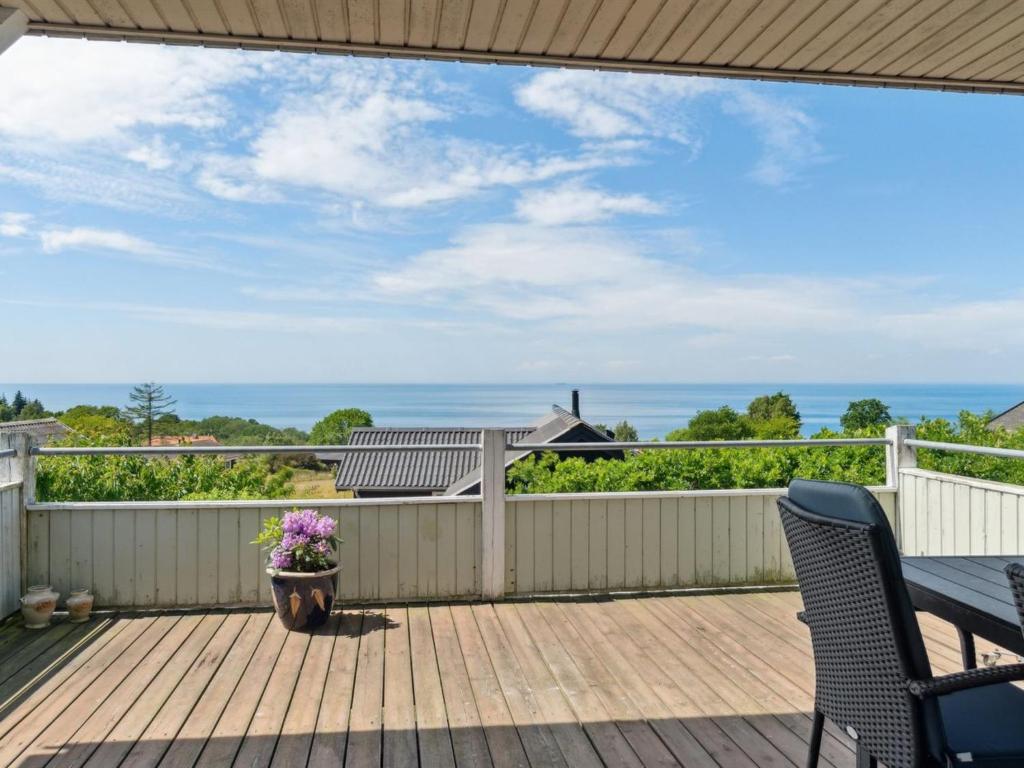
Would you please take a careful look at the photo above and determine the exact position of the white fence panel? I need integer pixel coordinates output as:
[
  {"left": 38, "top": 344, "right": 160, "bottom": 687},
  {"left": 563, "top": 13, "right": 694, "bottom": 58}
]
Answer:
[
  {"left": 506, "top": 487, "right": 897, "bottom": 595},
  {"left": 26, "top": 498, "right": 482, "bottom": 608},
  {"left": 899, "top": 468, "right": 1024, "bottom": 556}
]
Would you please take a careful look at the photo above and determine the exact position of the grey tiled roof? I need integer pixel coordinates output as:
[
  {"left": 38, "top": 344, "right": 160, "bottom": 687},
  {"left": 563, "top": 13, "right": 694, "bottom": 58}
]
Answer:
[
  {"left": 0, "top": 418, "right": 68, "bottom": 439},
  {"left": 988, "top": 401, "right": 1024, "bottom": 431},
  {"left": 327, "top": 426, "right": 534, "bottom": 492}
]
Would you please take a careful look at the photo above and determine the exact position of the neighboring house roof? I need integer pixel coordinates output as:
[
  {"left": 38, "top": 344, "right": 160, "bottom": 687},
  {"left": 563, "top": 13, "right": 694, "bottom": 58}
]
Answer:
[
  {"left": 325, "top": 426, "right": 534, "bottom": 494},
  {"left": 0, "top": 418, "right": 68, "bottom": 442},
  {"left": 329, "top": 406, "right": 618, "bottom": 496},
  {"left": 444, "top": 406, "right": 618, "bottom": 495},
  {"left": 987, "top": 402, "right": 1024, "bottom": 431}
]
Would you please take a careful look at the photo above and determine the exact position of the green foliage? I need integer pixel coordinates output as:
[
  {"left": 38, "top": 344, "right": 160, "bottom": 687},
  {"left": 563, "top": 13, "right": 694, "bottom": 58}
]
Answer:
[
  {"left": 36, "top": 433, "right": 294, "bottom": 502},
  {"left": 669, "top": 406, "right": 754, "bottom": 441},
  {"left": 913, "top": 410, "right": 1024, "bottom": 485},
  {"left": 309, "top": 408, "right": 374, "bottom": 445},
  {"left": 156, "top": 414, "right": 309, "bottom": 446},
  {"left": 0, "top": 391, "right": 51, "bottom": 422},
  {"left": 612, "top": 420, "right": 639, "bottom": 442},
  {"left": 747, "top": 391, "right": 801, "bottom": 426},
  {"left": 841, "top": 399, "right": 893, "bottom": 432}
]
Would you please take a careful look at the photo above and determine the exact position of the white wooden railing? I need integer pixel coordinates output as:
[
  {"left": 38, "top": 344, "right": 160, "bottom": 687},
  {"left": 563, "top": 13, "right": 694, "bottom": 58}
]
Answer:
[{"left": 16, "top": 423, "right": 1024, "bottom": 610}]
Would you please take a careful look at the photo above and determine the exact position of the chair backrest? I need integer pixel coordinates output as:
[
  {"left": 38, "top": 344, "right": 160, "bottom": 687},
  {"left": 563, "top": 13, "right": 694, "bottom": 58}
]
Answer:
[
  {"left": 1006, "top": 562, "right": 1024, "bottom": 636},
  {"left": 779, "top": 479, "right": 938, "bottom": 768}
]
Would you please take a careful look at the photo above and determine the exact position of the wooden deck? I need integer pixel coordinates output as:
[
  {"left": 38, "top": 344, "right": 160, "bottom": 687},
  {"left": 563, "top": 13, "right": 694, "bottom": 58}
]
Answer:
[{"left": 0, "top": 591, "right": 1000, "bottom": 768}]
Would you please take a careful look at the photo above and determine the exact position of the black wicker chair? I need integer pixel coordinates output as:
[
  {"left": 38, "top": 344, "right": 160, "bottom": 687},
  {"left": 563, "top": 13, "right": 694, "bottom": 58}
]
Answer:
[
  {"left": 1008, "top": 562, "right": 1024, "bottom": 634},
  {"left": 779, "top": 479, "right": 1024, "bottom": 768}
]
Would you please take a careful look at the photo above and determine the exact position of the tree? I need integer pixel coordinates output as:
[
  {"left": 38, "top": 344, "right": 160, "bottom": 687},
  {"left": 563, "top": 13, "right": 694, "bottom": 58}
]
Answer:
[
  {"left": 840, "top": 399, "right": 893, "bottom": 432},
  {"left": 612, "top": 420, "right": 639, "bottom": 442},
  {"left": 0, "top": 396, "right": 13, "bottom": 423},
  {"left": 668, "top": 406, "right": 754, "bottom": 441},
  {"left": 747, "top": 391, "right": 801, "bottom": 426},
  {"left": 123, "top": 383, "right": 177, "bottom": 446},
  {"left": 17, "top": 399, "right": 48, "bottom": 420},
  {"left": 11, "top": 391, "right": 26, "bottom": 416},
  {"left": 309, "top": 408, "right": 374, "bottom": 445}
]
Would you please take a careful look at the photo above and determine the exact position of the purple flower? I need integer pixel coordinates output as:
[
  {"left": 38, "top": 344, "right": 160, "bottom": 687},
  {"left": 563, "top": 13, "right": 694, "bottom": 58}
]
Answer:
[
  {"left": 270, "top": 547, "right": 293, "bottom": 569},
  {"left": 269, "top": 509, "right": 336, "bottom": 572}
]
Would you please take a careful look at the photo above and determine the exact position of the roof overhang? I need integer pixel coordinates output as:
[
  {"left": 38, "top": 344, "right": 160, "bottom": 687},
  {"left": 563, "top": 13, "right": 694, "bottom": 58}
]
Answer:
[{"left": 8, "top": 0, "right": 1024, "bottom": 95}]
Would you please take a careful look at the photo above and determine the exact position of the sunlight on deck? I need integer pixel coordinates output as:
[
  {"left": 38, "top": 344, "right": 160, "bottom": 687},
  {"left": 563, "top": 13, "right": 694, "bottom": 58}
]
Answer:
[{"left": 0, "top": 591, "right": 994, "bottom": 767}]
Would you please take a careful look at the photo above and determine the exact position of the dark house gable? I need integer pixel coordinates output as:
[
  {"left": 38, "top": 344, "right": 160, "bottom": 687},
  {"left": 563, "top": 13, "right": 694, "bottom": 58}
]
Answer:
[{"left": 328, "top": 401, "right": 621, "bottom": 499}]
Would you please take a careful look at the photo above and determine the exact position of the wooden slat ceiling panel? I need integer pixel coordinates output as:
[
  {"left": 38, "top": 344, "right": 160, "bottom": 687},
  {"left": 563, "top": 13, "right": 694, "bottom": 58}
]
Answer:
[
  {"left": 925, "top": 9, "right": 1024, "bottom": 78},
  {"left": 20, "top": 0, "right": 1024, "bottom": 94},
  {"left": 315, "top": 0, "right": 347, "bottom": 39},
  {"left": 345, "top": 0, "right": 374, "bottom": 43},
  {"left": 518, "top": 0, "right": 565, "bottom": 55},
  {"left": 215, "top": 0, "right": 257, "bottom": 34},
  {"left": 151, "top": 0, "right": 198, "bottom": 31},
  {"left": 460, "top": 0, "right": 499, "bottom": 50},
  {"left": 545, "top": 0, "right": 599, "bottom": 56},
  {"left": 438, "top": 0, "right": 473, "bottom": 48},
  {"left": 182, "top": 0, "right": 227, "bottom": 33},
  {"left": 658, "top": 0, "right": 732, "bottom": 62},
  {"left": 877, "top": 0, "right": 1014, "bottom": 76}
]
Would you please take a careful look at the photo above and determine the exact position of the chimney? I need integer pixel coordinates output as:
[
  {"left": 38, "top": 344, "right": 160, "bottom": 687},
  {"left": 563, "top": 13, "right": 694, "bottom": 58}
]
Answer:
[{"left": 571, "top": 389, "right": 580, "bottom": 418}]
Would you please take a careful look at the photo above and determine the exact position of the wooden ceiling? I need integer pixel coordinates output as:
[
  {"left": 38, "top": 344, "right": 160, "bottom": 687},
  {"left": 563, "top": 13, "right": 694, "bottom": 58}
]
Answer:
[{"left": 11, "top": 0, "right": 1024, "bottom": 94}]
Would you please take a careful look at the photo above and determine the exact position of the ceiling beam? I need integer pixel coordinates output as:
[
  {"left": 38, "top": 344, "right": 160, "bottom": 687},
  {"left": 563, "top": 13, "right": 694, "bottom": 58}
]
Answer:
[
  {"left": 0, "top": 7, "right": 26, "bottom": 56},
  {"left": 25, "top": 23, "right": 1024, "bottom": 96}
]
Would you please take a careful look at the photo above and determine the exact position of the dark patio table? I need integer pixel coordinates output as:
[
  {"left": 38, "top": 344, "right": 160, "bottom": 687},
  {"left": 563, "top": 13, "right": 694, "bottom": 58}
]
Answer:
[{"left": 901, "top": 555, "right": 1024, "bottom": 669}]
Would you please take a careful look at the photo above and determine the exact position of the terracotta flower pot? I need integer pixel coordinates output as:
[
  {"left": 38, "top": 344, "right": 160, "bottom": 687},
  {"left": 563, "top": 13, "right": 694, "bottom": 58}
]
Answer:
[
  {"left": 66, "top": 588, "right": 94, "bottom": 623},
  {"left": 21, "top": 585, "right": 59, "bottom": 629},
  {"left": 267, "top": 563, "right": 339, "bottom": 631}
]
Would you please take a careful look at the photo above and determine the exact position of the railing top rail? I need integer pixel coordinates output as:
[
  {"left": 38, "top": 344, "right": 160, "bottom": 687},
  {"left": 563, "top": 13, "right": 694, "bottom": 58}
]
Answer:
[
  {"left": 508, "top": 438, "right": 891, "bottom": 451},
  {"left": 28, "top": 436, "right": 894, "bottom": 457},
  {"left": 904, "top": 439, "right": 1024, "bottom": 461},
  {"left": 32, "top": 443, "right": 480, "bottom": 456}
]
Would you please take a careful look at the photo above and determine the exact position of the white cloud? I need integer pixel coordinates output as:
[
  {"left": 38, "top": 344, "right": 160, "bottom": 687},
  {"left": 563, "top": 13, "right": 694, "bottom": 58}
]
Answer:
[
  {"left": 373, "top": 221, "right": 857, "bottom": 333},
  {"left": 198, "top": 62, "right": 624, "bottom": 209},
  {"left": 516, "top": 69, "right": 822, "bottom": 187},
  {"left": 515, "top": 181, "right": 663, "bottom": 225},
  {"left": 0, "top": 212, "right": 31, "bottom": 237},
  {"left": 0, "top": 38, "right": 256, "bottom": 145},
  {"left": 516, "top": 69, "right": 717, "bottom": 145},
  {"left": 38, "top": 226, "right": 220, "bottom": 270},
  {"left": 125, "top": 138, "right": 176, "bottom": 171},
  {"left": 2, "top": 298, "right": 363, "bottom": 333}
]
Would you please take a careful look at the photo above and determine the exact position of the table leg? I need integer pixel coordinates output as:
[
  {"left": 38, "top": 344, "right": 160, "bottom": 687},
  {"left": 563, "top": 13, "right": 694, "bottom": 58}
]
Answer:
[{"left": 956, "top": 626, "right": 977, "bottom": 669}]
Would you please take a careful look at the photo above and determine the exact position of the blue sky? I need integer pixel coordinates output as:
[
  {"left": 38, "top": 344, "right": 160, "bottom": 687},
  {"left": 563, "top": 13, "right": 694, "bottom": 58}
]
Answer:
[{"left": 2, "top": 37, "right": 1024, "bottom": 383}]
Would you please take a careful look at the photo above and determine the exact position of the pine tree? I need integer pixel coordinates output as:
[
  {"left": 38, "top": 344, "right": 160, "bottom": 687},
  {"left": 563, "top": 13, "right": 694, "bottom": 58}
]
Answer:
[
  {"left": 123, "top": 384, "right": 177, "bottom": 446},
  {"left": 11, "top": 391, "right": 26, "bottom": 417}
]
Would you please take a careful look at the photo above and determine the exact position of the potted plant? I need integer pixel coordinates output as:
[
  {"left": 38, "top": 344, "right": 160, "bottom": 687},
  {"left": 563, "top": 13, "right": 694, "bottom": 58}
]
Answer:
[{"left": 254, "top": 509, "right": 340, "bottom": 631}]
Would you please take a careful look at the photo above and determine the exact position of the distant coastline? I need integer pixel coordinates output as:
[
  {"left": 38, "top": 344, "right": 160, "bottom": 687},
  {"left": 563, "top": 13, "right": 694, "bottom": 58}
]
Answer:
[{"left": 2, "top": 383, "right": 1019, "bottom": 439}]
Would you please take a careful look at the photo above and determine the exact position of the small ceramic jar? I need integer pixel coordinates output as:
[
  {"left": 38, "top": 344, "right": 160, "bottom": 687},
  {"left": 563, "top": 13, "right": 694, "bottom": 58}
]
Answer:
[
  {"left": 20, "top": 585, "right": 59, "bottom": 629},
  {"left": 66, "top": 588, "right": 94, "bottom": 623}
]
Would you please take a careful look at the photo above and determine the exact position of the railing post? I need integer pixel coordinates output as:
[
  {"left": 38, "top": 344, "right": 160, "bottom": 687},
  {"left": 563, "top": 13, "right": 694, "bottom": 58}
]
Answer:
[
  {"left": 885, "top": 424, "right": 917, "bottom": 487},
  {"left": 15, "top": 435, "right": 36, "bottom": 595},
  {"left": 480, "top": 429, "right": 506, "bottom": 601}
]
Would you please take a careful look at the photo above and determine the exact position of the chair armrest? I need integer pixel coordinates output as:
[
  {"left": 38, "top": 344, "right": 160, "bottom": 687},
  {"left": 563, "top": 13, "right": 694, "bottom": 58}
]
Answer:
[{"left": 908, "top": 663, "right": 1024, "bottom": 698}]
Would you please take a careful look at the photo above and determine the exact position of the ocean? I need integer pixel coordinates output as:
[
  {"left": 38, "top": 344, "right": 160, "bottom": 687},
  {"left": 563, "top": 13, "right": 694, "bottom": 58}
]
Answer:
[{"left": 1, "top": 383, "right": 1020, "bottom": 439}]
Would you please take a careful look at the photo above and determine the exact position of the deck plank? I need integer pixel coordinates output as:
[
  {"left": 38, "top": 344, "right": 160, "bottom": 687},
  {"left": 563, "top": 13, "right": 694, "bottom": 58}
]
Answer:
[
  {"left": 344, "top": 609, "right": 385, "bottom": 768},
  {"left": 0, "top": 593, "right": 984, "bottom": 768},
  {"left": 118, "top": 612, "right": 265, "bottom": 768},
  {"left": 407, "top": 606, "right": 457, "bottom": 768},
  {"left": 381, "top": 607, "right": 418, "bottom": 768},
  {"left": 191, "top": 616, "right": 290, "bottom": 767},
  {"left": 307, "top": 611, "right": 362, "bottom": 767}
]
